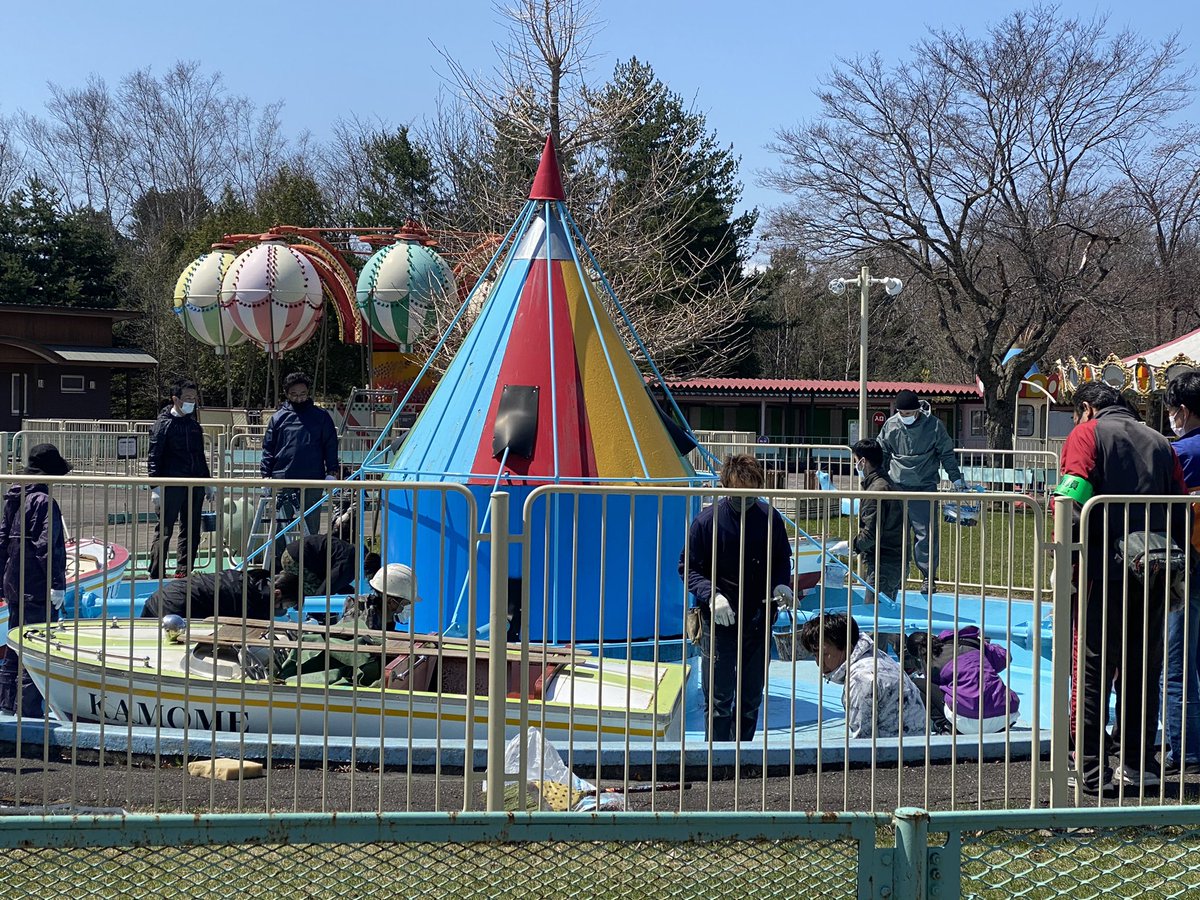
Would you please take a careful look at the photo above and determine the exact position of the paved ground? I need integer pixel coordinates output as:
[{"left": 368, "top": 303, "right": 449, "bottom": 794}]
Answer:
[{"left": 4, "top": 750, "right": 1199, "bottom": 816}]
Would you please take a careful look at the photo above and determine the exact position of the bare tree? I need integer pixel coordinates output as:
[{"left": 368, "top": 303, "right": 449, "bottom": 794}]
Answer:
[
  {"left": 426, "top": 0, "right": 759, "bottom": 377},
  {"left": 0, "top": 114, "right": 25, "bottom": 198},
  {"left": 766, "top": 8, "right": 1193, "bottom": 447}
]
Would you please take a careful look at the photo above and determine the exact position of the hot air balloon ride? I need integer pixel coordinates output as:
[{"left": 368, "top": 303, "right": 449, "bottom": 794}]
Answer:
[
  {"left": 173, "top": 249, "right": 249, "bottom": 353},
  {"left": 356, "top": 225, "right": 457, "bottom": 351},
  {"left": 375, "top": 136, "right": 707, "bottom": 646},
  {"left": 220, "top": 239, "right": 325, "bottom": 356}
]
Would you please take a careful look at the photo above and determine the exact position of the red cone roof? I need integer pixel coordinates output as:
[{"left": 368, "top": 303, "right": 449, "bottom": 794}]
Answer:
[{"left": 529, "top": 134, "right": 565, "bottom": 201}]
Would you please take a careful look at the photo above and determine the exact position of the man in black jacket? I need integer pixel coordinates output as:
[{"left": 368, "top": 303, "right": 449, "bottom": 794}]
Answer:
[
  {"left": 261, "top": 372, "right": 339, "bottom": 539},
  {"left": 679, "top": 454, "right": 794, "bottom": 742},
  {"left": 147, "top": 381, "right": 212, "bottom": 579},
  {"left": 851, "top": 439, "right": 905, "bottom": 603},
  {"left": 141, "top": 568, "right": 301, "bottom": 621}
]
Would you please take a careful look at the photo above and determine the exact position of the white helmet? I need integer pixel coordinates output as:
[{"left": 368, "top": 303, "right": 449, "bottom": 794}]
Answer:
[{"left": 369, "top": 563, "right": 419, "bottom": 603}]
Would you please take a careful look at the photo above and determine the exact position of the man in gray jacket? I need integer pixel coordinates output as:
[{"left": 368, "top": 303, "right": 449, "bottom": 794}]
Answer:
[{"left": 876, "top": 390, "right": 965, "bottom": 594}]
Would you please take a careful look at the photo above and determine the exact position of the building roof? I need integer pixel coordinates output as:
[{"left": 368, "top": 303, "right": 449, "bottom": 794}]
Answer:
[
  {"left": 0, "top": 303, "right": 140, "bottom": 322},
  {"left": 44, "top": 345, "right": 157, "bottom": 367},
  {"left": 661, "top": 377, "right": 981, "bottom": 398}
]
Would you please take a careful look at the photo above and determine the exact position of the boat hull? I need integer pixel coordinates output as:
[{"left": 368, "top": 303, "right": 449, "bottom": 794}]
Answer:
[{"left": 9, "top": 621, "right": 686, "bottom": 744}]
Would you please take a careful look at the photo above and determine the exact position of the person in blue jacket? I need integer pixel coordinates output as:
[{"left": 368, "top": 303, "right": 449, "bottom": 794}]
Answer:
[
  {"left": 0, "top": 443, "right": 71, "bottom": 717},
  {"left": 261, "top": 372, "right": 340, "bottom": 539},
  {"left": 679, "top": 454, "right": 794, "bottom": 742},
  {"left": 1163, "top": 371, "right": 1200, "bottom": 775}
]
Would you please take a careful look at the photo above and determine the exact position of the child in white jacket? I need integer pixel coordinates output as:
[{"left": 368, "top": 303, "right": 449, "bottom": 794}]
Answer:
[{"left": 800, "top": 612, "right": 926, "bottom": 739}]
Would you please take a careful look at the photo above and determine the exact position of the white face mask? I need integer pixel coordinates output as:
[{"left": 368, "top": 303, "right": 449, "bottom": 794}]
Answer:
[
  {"left": 392, "top": 600, "right": 412, "bottom": 626},
  {"left": 1171, "top": 417, "right": 1185, "bottom": 438},
  {"left": 855, "top": 460, "right": 867, "bottom": 480},
  {"left": 181, "top": 401, "right": 196, "bottom": 415},
  {"left": 899, "top": 414, "right": 917, "bottom": 426}
]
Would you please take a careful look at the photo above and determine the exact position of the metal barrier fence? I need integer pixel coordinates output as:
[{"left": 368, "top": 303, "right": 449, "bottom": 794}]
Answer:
[
  {"left": 3, "top": 472, "right": 1200, "bottom": 821},
  {"left": 3, "top": 806, "right": 1199, "bottom": 899}
]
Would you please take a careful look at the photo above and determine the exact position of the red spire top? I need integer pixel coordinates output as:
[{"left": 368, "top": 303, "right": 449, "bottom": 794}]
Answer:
[{"left": 529, "top": 134, "right": 565, "bottom": 201}]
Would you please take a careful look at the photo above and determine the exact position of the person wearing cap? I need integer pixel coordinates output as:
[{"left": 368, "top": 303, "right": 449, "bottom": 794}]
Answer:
[
  {"left": 261, "top": 372, "right": 340, "bottom": 539},
  {"left": 876, "top": 389, "right": 966, "bottom": 594},
  {"left": 339, "top": 563, "right": 420, "bottom": 631},
  {"left": 275, "top": 563, "right": 420, "bottom": 687},
  {"left": 0, "top": 443, "right": 71, "bottom": 716},
  {"left": 147, "top": 380, "right": 213, "bottom": 579}
]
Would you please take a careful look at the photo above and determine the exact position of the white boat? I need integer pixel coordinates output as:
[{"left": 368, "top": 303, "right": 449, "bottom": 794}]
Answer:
[
  {"left": 8, "top": 618, "right": 688, "bottom": 743},
  {"left": 0, "top": 537, "right": 130, "bottom": 643}
]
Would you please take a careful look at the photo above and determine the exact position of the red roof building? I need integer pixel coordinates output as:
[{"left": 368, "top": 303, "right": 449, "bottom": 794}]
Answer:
[{"left": 655, "top": 376, "right": 984, "bottom": 445}]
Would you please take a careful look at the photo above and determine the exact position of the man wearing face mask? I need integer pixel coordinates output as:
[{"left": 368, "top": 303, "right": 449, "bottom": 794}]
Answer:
[
  {"left": 876, "top": 389, "right": 966, "bottom": 594},
  {"left": 850, "top": 439, "right": 905, "bottom": 603},
  {"left": 679, "top": 454, "right": 794, "bottom": 742},
  {"left": 1159, "top": 372, "right": 1200, "bottom": 776},
  {"left": 147, "top": 380, "right": 214, "bottom": 579},
  {"left": 261, "top": 372, "right": 340, "bottom": 538}
]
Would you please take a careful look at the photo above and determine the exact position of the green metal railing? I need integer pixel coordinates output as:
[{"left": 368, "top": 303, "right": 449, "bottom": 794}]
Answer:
[{"left": 3, "top": 806, "right": 1199, "bottom": 899}]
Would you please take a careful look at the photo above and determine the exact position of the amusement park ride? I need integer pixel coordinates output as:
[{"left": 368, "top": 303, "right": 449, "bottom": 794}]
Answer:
[{"left": 172, "top": 218, "right": 501, "bottom": 411}]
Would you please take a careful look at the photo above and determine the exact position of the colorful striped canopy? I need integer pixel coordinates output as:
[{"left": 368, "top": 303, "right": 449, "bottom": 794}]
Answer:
[{"left": 390, "top": 137, "right": 694, "bottom": 486}]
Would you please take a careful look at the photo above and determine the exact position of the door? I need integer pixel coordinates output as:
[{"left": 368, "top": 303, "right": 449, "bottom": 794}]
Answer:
[{"left": 6, "top": 372, "right": 27, "bottom": 431}]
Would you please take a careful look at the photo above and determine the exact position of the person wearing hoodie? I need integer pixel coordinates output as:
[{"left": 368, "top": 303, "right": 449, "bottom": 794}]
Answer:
[
  {"left": 905, "top": 627, "right": 1020, "bottom": 734},
  {"left": 678, "top": 454, "right": 794, "bottom": 742},
  {"left": 876, "top": 389, "right": 966, "bottom": 594},
  {"left": 147, "top": 380, "right": 213, "bottom": 579},
  {"left": 850, "top": 439, "right": 905, "bottom": 603},
  {"left": 800, "top": 612, "right": 926, "bottom": 739},
  {"left": 261, "top": 372, "right": 340, "bottom": 538},
  {"left": 0, "top": 443, "right": 71, "bottom": 716}
]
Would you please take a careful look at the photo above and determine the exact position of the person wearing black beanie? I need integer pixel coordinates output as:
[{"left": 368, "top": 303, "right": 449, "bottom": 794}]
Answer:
[{"left": 876, "top": 390, "right": 966, "bottom": 595}]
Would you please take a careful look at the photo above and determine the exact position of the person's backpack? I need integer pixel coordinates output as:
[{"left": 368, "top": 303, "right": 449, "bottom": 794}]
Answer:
[{"left": 1116, "top": 531, "right": 1188, "bottom": 610}]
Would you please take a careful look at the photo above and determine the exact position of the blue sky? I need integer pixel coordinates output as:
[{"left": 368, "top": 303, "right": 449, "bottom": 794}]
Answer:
[{"left": 1, "top": 1, "right": 1196, "bottom": 224}]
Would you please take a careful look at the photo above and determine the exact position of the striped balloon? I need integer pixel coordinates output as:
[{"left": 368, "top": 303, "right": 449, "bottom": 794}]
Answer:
[
  {"left": 220, "top": 241, "right": 324, "bottom": 355},
  {"left": 356, "top": 239, "right": 455, "bottom": 351},
  {"left": 172, "top": 251, "right": 248, "bottom": 353}
]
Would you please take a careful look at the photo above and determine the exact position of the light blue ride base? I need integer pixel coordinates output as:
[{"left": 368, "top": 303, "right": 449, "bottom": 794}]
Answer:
[{"left": 1, "top": 581, "right": 1054, "bottom": 769}]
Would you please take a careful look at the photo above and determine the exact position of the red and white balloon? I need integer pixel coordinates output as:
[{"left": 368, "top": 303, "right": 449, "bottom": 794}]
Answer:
[{"left": 220, "top": 240, "right": 324, "bottom": 355}]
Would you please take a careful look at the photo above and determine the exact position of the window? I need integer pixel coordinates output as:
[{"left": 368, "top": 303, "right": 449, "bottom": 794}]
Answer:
[
  {"left": 61, "top": 375, "right": 85, "bottom": 394},
  {"left": 969, "top": 410, "right": 985, "bottom": 436}
]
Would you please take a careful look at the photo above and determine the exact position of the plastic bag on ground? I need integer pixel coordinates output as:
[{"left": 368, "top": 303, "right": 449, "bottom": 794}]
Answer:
[{"left": 502, "top": 727, "right": 624, "bottom": 811}]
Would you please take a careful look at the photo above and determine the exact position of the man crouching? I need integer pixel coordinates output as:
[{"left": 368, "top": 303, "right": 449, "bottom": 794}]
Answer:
[{"left": 800, "top": 612, "right": 926, "bottom": 739}]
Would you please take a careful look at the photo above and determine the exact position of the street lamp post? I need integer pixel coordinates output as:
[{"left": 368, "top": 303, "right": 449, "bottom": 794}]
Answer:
[{"left": 829, "top": 267, "right": 904, "bottom": 439}]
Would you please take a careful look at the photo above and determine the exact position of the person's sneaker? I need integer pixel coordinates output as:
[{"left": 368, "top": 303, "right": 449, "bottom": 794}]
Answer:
[
  {"left": 1068, "top": 770, "right": 1116, "bottom": 795},
  {"left": 1162, "top": 758, "right": 1200, "bottom": 777},
  {"left": 1119, "top": 764, "right": 1161, "bottom": 789}
]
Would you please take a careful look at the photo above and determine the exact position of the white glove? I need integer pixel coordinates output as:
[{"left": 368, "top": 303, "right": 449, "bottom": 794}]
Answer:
[
  {"left": 325, "top": 474, "right": 337, "bottom": 481},
  {"left": 828, "top": 540, "right": 850, "bottom": 557},
  {"left": 205, "top": 486, "right": 216, "bottom": 502},
  {"left": 712, "top": 592, "right": 735, "bottom": 627},
  {"left": 952, "top": 479, "right": 967, "bottom": 491},
  {"left": 260, "top": 486, "right": 272, "bottom": 497},
  {"left": 50, "top": 590, "right": 65, "bottom": 610},
  {"left": 151, "top": 489, "right": 161, "bottom": 511},
  {"left": 772, "top": 584, "right": 794, "bottom": 605}
]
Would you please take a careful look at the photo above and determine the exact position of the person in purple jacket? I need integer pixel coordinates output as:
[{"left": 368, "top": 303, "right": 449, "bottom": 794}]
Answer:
[
  {"left": 1163, "top": 371, "right": 1200, "bottom": 774},
  {"left": 679, "top": 454, "right": 794, "bottom": 742},
  {"left": 0, "top": 443, "right": 71, "bottom": 717},
  {"left": 906, "top": 626, "right": 1019, "bottom": 734}
]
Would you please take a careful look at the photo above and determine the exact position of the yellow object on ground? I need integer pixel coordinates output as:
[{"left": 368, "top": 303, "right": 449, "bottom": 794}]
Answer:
[{"left": 186, "top": 758, "right": 264, "bottom": 781}]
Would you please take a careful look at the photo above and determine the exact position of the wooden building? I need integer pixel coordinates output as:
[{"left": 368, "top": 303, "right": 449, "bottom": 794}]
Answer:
[{"left": 0, "top": 304, "right": 156, "bottom": 432}]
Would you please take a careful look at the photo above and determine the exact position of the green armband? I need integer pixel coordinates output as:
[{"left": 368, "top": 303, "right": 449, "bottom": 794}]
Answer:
[{"left": 1054, "top": 474, "right": 1094, "bottom": 503}]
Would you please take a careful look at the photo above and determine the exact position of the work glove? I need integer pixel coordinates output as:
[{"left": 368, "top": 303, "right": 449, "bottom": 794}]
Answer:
[
  {"left": 325, "top": 474, "right": 337, "bottom": 481},
  {"left": 828, "top": 540, "right": 850, "bottom": 557},
  {"left": 150, "top": 489, "right": 161, "bottom": 512},
  {"left": 772, "top": 584, "right": 794, "bottom": 605},
  {"left": 712, "top": 592, "right": 735, "bottom": 627},
  {"left": 260, "top": 485, "right": 273, "bottom": 498},
  {"left": 952, "top": 479, "right": 967, "bottom": 492},
  {"left": 205, "top": 486, "right": 216, "bottom": 502},
  {"left": 50, "top": 590, "right": 65, "bottom": 610}
]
